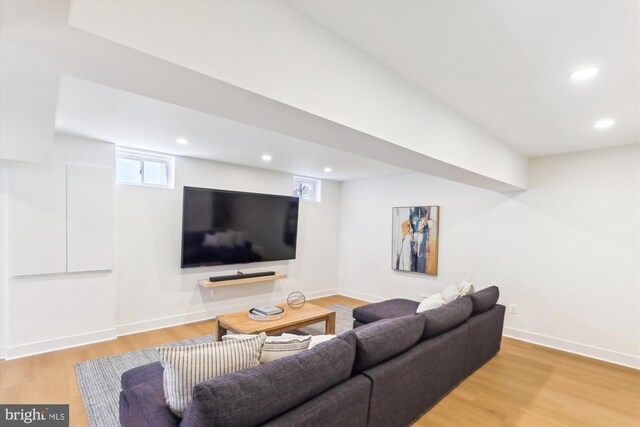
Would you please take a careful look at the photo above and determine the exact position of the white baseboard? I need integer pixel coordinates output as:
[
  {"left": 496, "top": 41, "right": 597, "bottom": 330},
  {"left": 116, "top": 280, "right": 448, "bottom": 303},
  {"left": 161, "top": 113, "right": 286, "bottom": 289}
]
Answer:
[
  {"left": 5, "top": 328, "right": 117, "bottom": 360},
  {"left": 5, "top": 289, "right": 340, "bottom": 360},
  {"left": 336, "top": 288, "right": 385, "bottom": 303},
  {"left": 7, "top": 288, "right": 638, "bottom": 371},
  {"left": 339, "top": 289, "right": 640, "bottom": 370},
  {"left": 117, "top": 288, "right": 339, "bottom": 336},
  {"left": 116, "top": 310, "right": 216, "bottom": 336},
  {"left": 503, "top": 327, "right": 639, "bottom": 370}
]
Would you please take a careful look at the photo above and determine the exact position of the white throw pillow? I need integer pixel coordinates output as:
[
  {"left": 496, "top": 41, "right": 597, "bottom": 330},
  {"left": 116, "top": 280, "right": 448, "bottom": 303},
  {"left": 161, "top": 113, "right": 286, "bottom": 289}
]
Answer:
[
  {"left": 457, "top": 278, "right": 475, "bottom": 296},
  {"left": 281, "top": 333, "right": 336, "bottom": 348},
  {"left": 308, "top": 334, "right": 336, "bottom": 348},
  {"left": 157, "top": 333, "right": 266, "bottom": 417},
  {"left": 416, "top": 294, "right": 446, "bottom": 313},
  {"left": 440, "top": 283, "right": 461, "bottom": 303},
  {"left": 223, "top": 334, "right": 311, "bottom": 363}
]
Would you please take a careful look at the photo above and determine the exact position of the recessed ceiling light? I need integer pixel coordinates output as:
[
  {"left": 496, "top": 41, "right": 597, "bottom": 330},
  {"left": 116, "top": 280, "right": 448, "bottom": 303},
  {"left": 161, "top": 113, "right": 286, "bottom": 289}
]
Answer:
[
  {"left": 175, "top": 138, "right": 189, "bottom": 145},
  {"left": 594, "top": 119, "right": 614, "bottom": 129},
  {"left": 324, "top": 167, "right": 333, "bottom": 173},
  {"left": 570, "top": 67, "right": 599, "bottom": 81},
  {"left": 261, "top": 154, "right": 272, "bottom": 162}
]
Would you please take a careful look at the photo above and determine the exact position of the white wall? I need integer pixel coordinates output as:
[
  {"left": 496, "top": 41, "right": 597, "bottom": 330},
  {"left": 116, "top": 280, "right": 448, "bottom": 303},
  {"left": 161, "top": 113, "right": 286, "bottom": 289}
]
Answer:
[
  {"left": 0, "top": 38, "right": 58, "bottom": 163},
  {"left": 0, "top": 134, "right": 341, "bottom": 358},
  {"left": 338, "top": 145, "right": 640, "bottom": 368},
  {"left": 3, "top": 134, "right": 117, "bottom": 358},
  {"left": 0, "top": 160, "right": 9, "bottom": 359},
  {"left": 115, "top": 155, "right": 341, "bottom": 334},
  {"left": 3, "top": 131, "right": 637, "bottom": 369}
]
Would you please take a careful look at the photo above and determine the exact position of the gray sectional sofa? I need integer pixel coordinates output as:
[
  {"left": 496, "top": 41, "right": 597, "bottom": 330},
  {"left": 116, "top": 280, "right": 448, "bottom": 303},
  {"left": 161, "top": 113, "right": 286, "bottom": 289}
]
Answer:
[{"left": 119, "top": 286, "right": 504, "bottom": 427}]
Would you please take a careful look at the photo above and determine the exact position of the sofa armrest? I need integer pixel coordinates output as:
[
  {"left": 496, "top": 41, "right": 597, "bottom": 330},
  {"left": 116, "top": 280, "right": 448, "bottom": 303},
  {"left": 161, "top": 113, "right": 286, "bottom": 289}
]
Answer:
[{"left": 120, "top": 380, "right": 180, "bottom": 427}]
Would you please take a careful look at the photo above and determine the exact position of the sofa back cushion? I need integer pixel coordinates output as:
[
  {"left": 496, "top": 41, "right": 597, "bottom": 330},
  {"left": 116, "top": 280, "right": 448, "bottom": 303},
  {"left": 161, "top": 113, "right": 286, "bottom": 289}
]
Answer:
[
  {"left": 353, "top": 315, "right": 424, "bottom": 373},
  {"left": 181, "top": 331, "right": 357, "bottom": 427},
  {"left": 419, "top": 296, "right": 472, "bottom": 339},
  {"left": 470, "top": 286, "right": 500, "bottom": 314}
]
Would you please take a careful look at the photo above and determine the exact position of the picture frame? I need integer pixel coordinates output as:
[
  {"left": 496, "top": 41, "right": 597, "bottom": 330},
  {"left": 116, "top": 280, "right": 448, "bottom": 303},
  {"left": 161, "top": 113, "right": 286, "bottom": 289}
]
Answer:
[{"left": 391, "top": 206, "right": 439, "bottom": 275}]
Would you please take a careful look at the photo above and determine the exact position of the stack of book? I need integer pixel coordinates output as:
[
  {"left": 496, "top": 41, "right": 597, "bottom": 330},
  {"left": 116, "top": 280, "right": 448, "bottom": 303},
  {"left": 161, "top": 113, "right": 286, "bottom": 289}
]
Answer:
[
  {"left": 248, "top": 305, "right": 285, "bottom": 321},
  {"left": 252, "top": 305, "right": 284, "bottom": 315}
]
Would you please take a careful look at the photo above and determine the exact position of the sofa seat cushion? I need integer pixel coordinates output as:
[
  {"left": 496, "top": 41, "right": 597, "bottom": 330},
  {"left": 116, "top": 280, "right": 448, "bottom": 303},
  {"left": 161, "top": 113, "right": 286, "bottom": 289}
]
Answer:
[
  {"left": 470, "top": 286, "right": 500, "bottom": 314},
  {"left": 419, "top": 296, "right": 473, "bottom": 339},
  {"left": 353, "top": 315, "right": 424, "bottom": 373},
  {"left": 352, "top": 299, "right": 420, "bottom": 324},
  {"left": 181, "top": 331, "right": 357, "bottom": 427}
]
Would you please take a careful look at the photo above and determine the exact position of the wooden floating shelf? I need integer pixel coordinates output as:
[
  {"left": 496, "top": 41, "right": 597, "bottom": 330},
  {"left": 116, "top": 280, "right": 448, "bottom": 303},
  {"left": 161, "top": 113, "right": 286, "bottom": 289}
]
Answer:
[{"left": 198, "top": 273, "right": 287, "bottom": 288}]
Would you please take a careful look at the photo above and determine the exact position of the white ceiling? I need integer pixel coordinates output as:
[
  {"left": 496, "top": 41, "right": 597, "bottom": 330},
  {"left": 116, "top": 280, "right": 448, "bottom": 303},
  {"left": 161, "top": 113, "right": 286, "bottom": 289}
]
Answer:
[
  {"left": 55, "top": 76, "right": 407, "bottom": 181},
  {"left": 287, "top": 0, "right": 639, "bottom": 157},
  {"left": 5, "top": 0, "right": 636, "bottom": 191}
]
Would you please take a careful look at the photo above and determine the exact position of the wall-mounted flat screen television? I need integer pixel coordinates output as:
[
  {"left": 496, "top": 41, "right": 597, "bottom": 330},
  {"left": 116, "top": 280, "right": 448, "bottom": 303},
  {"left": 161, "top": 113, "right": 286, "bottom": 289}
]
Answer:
[{"left": 180, "top": 187, "right": 299, "bottom": 268}]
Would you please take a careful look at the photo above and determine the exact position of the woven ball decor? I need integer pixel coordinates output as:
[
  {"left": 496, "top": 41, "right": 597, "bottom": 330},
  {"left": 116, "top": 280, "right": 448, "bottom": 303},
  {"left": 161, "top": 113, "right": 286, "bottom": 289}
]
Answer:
[{"left": 287, "top": 291, "right": 306, "bottom": 310}]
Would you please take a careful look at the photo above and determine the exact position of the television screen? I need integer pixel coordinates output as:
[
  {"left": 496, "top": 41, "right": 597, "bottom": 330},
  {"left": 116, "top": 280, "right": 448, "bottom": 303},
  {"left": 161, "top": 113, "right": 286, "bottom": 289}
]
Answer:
[{"left": 180, "top": 187, "right": 299, "bottom": 268}]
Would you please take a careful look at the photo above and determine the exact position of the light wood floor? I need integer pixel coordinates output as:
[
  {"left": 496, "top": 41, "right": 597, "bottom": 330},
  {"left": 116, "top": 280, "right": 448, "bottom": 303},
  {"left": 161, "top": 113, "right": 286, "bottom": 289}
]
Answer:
[{"left": 0, "top": 295, "right": 638, "bottom": 426}]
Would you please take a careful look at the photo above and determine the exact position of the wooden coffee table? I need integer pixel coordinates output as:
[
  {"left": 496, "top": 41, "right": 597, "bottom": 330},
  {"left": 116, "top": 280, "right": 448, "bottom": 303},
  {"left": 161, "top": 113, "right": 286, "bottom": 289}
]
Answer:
[{"left": 215, "top": 303, "right": 336, "bottom": 341}]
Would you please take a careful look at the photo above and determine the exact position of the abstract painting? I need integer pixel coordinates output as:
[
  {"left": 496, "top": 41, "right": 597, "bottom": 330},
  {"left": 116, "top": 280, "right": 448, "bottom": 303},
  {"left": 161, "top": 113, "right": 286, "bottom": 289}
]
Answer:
[{"left": 392, "top": 206, "right": 439, "bottom": 275}]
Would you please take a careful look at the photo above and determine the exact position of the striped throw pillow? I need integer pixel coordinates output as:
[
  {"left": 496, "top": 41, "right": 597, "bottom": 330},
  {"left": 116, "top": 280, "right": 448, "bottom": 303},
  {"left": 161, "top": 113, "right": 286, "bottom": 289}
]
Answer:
[
  {"left": 222, "top": 334, "right": 311, "bottom": 363},
  {"left": 457, "top": 278, "right": 475, "bottom": 295},
  {"left": 416, "top": 293, "right": 446, "bottom": 313},
  {"left": 441, "top": 283, "right": 461, "bottom": 303},
  {"left": 282, "top": 333, "right": 336, "bottom": 348},
  {"left": 157, "top": 332, "right": 266, "bottom": 417}
]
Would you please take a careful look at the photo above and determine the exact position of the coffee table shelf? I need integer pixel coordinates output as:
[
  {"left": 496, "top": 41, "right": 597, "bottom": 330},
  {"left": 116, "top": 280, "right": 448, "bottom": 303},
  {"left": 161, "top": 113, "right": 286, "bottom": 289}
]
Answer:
[{"left": 198, "top": 273, "right": 287, "bottom": 288}]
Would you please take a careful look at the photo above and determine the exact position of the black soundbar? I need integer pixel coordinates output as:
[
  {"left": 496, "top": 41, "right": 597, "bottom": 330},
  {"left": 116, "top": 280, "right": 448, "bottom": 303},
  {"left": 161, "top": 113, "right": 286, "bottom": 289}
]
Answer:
[{"left": 209, "top": 271, "right": 276, "bottom": 282}]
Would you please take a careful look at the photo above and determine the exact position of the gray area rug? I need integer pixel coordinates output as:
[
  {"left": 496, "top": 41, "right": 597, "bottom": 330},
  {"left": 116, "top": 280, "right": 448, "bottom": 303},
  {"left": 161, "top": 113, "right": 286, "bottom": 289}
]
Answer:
[{"left": 75, "top": 303, "right": 355, "bottom": 427}]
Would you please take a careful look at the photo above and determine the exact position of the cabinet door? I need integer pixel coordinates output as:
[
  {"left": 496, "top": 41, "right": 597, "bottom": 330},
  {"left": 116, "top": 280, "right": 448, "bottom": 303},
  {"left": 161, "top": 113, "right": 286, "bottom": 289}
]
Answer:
[
  {"left": 66, "top": 164, "right": 114, "bottom": 272},
  {"left": 9, "top": 162, "right": 67, "bottom": 276}
]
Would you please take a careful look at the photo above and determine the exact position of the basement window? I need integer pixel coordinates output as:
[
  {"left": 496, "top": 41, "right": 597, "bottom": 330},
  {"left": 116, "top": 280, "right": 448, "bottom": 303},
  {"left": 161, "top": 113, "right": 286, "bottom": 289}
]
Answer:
[
  {"left": 293, "top": 176, "right": 321, "bottom": 202},
  {"left": 115, "top": 147, "right": 174, "bottom": 188}
]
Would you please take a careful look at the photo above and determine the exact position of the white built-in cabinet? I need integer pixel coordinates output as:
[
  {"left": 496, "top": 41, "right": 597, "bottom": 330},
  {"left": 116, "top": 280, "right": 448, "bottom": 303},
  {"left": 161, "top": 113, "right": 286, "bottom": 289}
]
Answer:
[
  {"left": 9, "top": 162, "right": 67, "bottom": 276},
  {"left": 9, "top": 163, "right": 113, "bottom": 277},
  {"left": 66, "top": 165, "right": 114, "bottom": 272}
]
